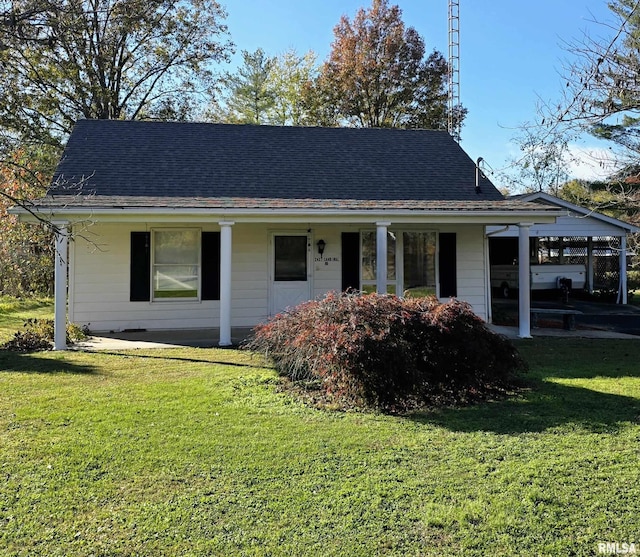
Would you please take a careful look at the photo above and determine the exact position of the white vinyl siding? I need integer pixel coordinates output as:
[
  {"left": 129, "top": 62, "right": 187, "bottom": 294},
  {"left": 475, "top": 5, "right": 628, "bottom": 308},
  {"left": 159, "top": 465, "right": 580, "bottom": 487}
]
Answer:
[
  {"left": 312, "top": 226, "right": 347, "bottom": 297},
  {"left": 487, "top": 212, "right": 626, "bottom": 239},
  {"left": 67, "top": 222, "right": 490, "bottom": 332},
  {"left": 70, "top": 224, "right": 218, "bottom": 331},
  {"left": 452, "top": 225, "right": 488, "bottom": 318},
  {"left": 231, "top": 225, "right": 269, "bottom": 323}
]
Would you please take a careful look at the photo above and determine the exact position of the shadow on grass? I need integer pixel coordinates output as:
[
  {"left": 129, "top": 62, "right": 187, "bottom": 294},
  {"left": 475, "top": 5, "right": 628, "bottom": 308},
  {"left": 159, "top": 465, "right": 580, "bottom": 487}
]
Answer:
[
  {"left": 0, "top": 350, "right": 98, "bottom": 374},
  {"left": 411, "top": 377, "right": 640, "bottom": 435},
  {"left": 92, "top": 350, "right": 271, "bottom": 369},
  {"left": 512, "top": 338, "right": 640, "bottom": 380},
  {"left": 410, "top": 338, "right": 639, "bottom": 433}
]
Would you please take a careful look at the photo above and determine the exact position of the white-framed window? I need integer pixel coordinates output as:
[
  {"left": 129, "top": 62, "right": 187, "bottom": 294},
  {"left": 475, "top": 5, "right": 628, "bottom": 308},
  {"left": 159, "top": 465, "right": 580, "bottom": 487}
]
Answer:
[
  {"left": 152, "top": 229, "right": 200, "bottom": 300},
  {"left": 360, "top": 230, "right": 436, "bottom": 297}
]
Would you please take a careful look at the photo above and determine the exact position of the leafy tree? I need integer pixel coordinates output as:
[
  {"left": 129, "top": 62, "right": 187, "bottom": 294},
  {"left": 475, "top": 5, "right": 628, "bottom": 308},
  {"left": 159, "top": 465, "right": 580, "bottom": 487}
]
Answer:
[
  {"left": 0, "top": 0, "right": 232, "bottom": 295},
  {"left": 208, "top": 48, "right": 275, "bottom": 124},
  {"left": 500, "top": 124, "right": 577, "bottom": 195},
  {"left": 209, "top": 48, "right": 320, "bottom": 126},
  {"left": 314, "top": 0, "right": 464, "bottom": 132},
  {"left": 559, "top": 174, "right": 640, "bottom": 270},
  {"left": 298, "top": 68, "right": 341, "bottom": 128},
  {"left": 0, "top": 1, "right": 61, "bottom": 49},
  {"left": 0, "top": 0, "right": 233, "bottom": 148},
  {"left": 568, "top": 169, "right": 640, "bottom": 224},
  {"left": 270, "top": 49, "right": 319, "bottom": 126},
  {"left": 0, "top": 149, "right": 54, "bottom": 296},
  {"left": 559, "top": 178, "right": 623, "bottom": 214},
  {"left": 558, "top": 0, "right": 640, "bottom": 158},
  {"left": 538, "top": 0, "right": 640, "bottom": 268}
]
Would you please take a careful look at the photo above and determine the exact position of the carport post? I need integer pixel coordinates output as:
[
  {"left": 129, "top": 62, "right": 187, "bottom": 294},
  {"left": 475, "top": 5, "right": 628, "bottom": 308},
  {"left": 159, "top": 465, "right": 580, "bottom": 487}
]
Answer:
[
  {"left": 53, "top": 223, "right": 68, "bottom": 350},
  {"left": 518, "top": 223, "right": 532, "bottom": 338},
  {"left": 587, "top": 237, "right": 594, "bottom": 293},
  {"left": 219, "top": 221, "right": 234, "bottom": 346},
  {"left": 619, "top": 235, "right": 628, "bottom": 305}
]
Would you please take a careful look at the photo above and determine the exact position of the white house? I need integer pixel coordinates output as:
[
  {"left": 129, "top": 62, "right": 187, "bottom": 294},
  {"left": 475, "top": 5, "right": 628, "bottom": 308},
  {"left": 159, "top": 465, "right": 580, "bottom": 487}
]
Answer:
[{"left": 16, "top": 120, "right": 565, "bottom": 348}]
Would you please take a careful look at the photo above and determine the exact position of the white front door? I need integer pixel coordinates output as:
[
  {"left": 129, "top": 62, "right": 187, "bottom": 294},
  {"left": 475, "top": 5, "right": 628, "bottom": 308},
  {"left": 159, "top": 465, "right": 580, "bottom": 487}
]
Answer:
[{"left": 270, "top": 233, "right": 312, "bottom": 315}]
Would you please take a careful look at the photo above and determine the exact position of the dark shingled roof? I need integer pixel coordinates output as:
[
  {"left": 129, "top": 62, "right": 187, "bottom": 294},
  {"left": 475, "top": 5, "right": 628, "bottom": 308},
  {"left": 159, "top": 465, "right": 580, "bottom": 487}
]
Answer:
[{"left": 45, "top": 119, "right": 507, "bottom": 209}]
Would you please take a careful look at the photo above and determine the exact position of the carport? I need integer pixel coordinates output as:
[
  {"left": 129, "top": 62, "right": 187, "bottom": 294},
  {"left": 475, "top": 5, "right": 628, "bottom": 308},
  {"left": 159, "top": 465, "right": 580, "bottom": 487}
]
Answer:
[{"left": 487, "top": 192, "right": 639, "bottom": 306}]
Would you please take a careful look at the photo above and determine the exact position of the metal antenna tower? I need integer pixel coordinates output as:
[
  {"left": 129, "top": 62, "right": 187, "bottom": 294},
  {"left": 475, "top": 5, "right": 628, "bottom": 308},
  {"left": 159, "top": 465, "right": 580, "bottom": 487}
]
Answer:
[{"left": 448, "top": 0, "right": 460, "bottom": 140}]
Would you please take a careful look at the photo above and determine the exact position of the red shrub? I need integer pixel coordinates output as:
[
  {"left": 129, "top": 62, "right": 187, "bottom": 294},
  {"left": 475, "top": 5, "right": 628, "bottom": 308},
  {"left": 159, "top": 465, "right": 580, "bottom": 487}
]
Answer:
[{"left": 246, "top": 291, "right": 526, "bottom": 412}]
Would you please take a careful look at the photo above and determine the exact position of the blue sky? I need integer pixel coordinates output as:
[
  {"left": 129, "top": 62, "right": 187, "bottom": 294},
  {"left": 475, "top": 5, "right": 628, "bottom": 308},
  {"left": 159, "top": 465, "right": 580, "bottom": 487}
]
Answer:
[{"left": 221, "top": 1, "right": 617, "bottom": 185}]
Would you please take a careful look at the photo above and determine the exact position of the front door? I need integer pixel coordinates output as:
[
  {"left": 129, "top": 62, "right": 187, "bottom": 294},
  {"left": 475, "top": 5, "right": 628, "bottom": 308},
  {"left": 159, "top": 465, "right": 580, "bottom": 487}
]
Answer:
[{"left": 270, "top": 234, "right": 312, "bottom": 315}]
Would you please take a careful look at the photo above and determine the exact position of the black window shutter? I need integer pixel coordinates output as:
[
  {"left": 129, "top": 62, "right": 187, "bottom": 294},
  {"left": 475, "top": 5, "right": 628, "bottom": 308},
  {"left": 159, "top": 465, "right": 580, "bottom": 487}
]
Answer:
[
  {"left": 439, "top": 233, "right": 457, "bottom": 298},
  {"left": 130, "top": 232, "right": 151, "bottom": 302},
  {"left": 201, "top": 231, "right": 221, "bottom": 300},
  {"left": 341, "top": 232, "right": 360, "bottom": 291}
]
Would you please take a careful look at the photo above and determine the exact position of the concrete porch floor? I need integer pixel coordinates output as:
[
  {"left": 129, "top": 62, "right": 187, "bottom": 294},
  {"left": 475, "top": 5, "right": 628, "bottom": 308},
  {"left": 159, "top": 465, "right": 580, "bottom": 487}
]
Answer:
[
  {"left": 488, "top": 324, "right": 639, "bottom": 340},
  {"left": 72, "top": 327, "right": 255, "bottom": 351},
  {"left": 70, "top": 323, "right": 639, "bottom": 351}
]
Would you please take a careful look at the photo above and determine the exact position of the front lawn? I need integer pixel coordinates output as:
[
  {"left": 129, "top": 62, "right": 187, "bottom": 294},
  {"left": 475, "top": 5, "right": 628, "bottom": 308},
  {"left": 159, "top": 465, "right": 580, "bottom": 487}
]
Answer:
[
  {"left": 1, "top": 302, "right": 639, "bottom": 555},
  {"left": 0, "top": 296, "right": 53, "bottom": 344}
]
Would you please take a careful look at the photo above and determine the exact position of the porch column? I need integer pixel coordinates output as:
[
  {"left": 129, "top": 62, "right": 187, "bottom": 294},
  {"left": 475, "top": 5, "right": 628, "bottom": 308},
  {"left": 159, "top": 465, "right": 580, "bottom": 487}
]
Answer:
[
  {"left": 587, "top": 237, "right": 594, "bottom": 293},
  {"left": 376, "top": 222, "right": 391, "bottom": 294},
  {"left": 53, "top": 223, "right": 68, "bottom": 350},
  {"left": 619, "top": 235, "right": 628, "bottom": 305},
  {"left": 219, "top": 221, "right": 234, "bottom": 346},
  {"left": 518, "top": 223, "right": 532, "bottom": 339}
]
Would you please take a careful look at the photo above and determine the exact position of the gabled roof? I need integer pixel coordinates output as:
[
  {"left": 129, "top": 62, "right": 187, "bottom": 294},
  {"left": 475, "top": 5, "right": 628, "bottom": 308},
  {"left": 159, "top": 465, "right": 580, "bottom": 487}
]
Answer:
[
  {"left": 44, "top": 119, "right": 506, "bottom": 208},
  {"left": 512, "top": 191, "right": 640, "bottom": 234},
  {"left": 15, "top": 120, "right": 564, "bottom": 224}
]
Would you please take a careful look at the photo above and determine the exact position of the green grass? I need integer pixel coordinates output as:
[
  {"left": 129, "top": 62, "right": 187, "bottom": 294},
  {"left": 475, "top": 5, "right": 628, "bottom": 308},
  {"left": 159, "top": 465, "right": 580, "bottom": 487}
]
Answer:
[
  {"left": 1, "top": 300, "right": 640, "bottom": 555},
  {"left": 0, "top": 296, "right": 53, "bottom": 343}
]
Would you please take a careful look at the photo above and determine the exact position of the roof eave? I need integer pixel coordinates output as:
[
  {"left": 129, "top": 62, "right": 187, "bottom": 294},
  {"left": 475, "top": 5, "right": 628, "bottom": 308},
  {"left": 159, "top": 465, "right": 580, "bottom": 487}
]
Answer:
[
  {"left": 12, "top": 205, "right": 563, "bottom": 225},
  {"left": 515, "top": 192, "right": 640, "bottom": 234}
]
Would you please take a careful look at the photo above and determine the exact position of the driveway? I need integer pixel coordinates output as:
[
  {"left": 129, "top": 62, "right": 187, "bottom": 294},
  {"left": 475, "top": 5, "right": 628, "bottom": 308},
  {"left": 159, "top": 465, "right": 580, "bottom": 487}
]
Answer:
[{"left": 569, "top": 299, "right": 640, "bottom": 336}]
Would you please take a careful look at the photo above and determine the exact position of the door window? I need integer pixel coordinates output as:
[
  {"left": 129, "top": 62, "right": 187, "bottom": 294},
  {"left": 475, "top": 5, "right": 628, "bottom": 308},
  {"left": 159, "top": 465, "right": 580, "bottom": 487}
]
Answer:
[{"left": 274, "top": 236, "right": 308, "bottom": 281}]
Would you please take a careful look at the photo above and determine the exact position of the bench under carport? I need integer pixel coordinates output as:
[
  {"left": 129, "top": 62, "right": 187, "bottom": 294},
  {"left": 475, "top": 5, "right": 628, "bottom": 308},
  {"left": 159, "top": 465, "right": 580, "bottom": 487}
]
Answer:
[{"left": 531, "top": 308, "right": 583, "bottom": 331}]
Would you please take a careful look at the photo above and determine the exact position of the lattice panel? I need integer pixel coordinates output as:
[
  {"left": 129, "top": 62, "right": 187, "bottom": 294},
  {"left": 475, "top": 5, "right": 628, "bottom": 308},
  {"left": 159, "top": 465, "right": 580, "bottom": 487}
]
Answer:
[
  {"left": 592, "top": 236, "right": 620, "bottom": 290},
  {"left": 563, "top": 237, "right": 588, "bottom": 265},
  {"left": 534, "top": 236, "right": 620, "bottom": 291}
]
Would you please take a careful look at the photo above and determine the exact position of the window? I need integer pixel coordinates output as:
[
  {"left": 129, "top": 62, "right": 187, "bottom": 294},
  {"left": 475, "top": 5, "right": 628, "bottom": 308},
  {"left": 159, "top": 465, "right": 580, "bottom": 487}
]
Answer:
[
  {"left": 402, "top": 232, "right": 436, "bottom": 297},
  {"left": 360, "top": 230, "right": 436, "bottom": 297},
  {"left": 361, "top": 230, "right": 396, "bottom": 294},
  {"left": 130, "top": 230, "right": 220, "bottom": 302},
  {"left": 153, "top": 229, "right": 200, "bottom": 299}
]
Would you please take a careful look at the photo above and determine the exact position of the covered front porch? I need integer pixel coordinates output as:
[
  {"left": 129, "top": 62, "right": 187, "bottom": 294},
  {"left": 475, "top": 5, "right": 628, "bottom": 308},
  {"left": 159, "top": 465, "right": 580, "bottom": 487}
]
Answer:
[
  {"left": 48, "top": 215, "right": 558, "bottom": 350},
  {"left": 69, "top": 317, "right": 640, "bottom": 351}
]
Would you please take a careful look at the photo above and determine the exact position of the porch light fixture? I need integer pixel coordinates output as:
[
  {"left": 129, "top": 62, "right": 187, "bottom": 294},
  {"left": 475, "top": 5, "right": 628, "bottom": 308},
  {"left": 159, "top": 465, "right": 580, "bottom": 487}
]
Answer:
[{"left": 317, "top": 239, "right": 326, "bottom": 257}]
